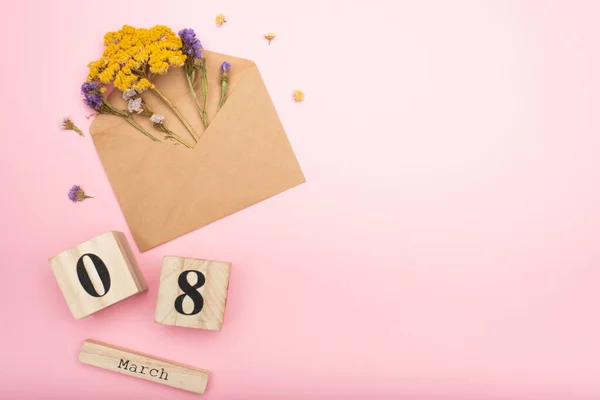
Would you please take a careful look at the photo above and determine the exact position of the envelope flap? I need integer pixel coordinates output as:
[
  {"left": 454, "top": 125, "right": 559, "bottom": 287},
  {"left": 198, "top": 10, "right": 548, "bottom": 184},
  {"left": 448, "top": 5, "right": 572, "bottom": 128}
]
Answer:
[{"left": 196, "top": 61, "right": 296, "bottom": 159}]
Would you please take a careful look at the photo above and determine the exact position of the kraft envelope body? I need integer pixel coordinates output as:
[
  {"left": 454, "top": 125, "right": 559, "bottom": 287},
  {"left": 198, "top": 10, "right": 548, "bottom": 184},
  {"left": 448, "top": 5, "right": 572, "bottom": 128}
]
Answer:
[{"left": 90, "top": 51, "right": 306, "bottom": 252}]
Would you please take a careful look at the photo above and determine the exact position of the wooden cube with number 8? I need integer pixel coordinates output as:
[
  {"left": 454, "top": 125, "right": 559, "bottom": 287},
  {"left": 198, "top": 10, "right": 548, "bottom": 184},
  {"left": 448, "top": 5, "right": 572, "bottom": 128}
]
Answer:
[
  {"left": 155, "top": 256, "right": 231, "bottom": 331},
  {"left": 49, "top": 231, "right": 148, "bottom": 320}
]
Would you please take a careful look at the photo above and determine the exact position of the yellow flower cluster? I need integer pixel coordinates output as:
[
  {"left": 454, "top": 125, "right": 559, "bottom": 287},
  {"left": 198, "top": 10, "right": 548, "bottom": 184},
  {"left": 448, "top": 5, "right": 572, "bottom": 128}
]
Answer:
[{"left": 87, "top": 25, "right": 187, "bottom": 92}]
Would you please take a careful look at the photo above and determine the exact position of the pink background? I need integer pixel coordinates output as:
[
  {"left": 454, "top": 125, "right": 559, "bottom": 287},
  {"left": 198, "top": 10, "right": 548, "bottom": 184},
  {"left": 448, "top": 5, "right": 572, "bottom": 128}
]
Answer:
[{"left": 1, "top": 0, "right": 600, "bottom": 399}]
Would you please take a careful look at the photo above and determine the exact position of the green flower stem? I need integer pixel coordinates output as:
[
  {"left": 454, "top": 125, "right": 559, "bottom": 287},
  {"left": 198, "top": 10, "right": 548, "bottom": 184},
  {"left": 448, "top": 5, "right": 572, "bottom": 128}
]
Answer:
[
  {"left": 154, "top": 124, "right": 194, "bottom": 149},
  {"left": 201, "top": 67, "right": 208, "bottom": 128},
  {"left": 165, "top": 133, "right": 194, "bottom": 149},
  {"left": 218, "top": 80, "right": 228, "bottom": 111},
  {"left": 151, "top": 87, "right": 199, "bottom": 142},
  {"left": 124, "top": 117, "right": 161, "bottom": 142},
  {"left": 101, "top": 99, "right": 160, "bottom": 142},
  {"left": 187, "top": 74, "right": 207, "bottom": 129}
]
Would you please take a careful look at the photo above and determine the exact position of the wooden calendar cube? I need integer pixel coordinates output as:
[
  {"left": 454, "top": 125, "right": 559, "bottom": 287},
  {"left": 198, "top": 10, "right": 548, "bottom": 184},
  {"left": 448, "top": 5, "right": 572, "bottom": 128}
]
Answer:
[
  {"left": 155, "top": 256, "right": 231, "bottom": 330},
  {"left": 49, "top": 231, "right": 148, "bottom": 320}
]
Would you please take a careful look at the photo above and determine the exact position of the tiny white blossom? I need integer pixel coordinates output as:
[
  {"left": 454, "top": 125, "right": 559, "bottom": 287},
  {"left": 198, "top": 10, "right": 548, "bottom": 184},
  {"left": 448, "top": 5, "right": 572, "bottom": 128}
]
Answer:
[
  {"left": 128, "top": 98, "right": 143, "bottom": 114},
  {"left": 150, "top": 113, "right": 165, "bottom": 124},
  {"left": 122, "top": 89, "right": 139, "bottom": 101},
  {"left": 59, "top": 116, "right": 71, "bottom": 129}
]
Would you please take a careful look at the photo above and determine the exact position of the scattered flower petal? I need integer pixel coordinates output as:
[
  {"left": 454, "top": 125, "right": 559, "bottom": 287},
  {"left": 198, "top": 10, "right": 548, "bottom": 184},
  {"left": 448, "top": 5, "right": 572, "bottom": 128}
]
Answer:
[
  {"left": 216, "top": 14, "right": 227, "bottom": 27},
  {"left": 60, "top": 116, "right": 84, "bottom": 136},
  {"left": 150, "top": 113, "right": 165, "bottom": 124},
  {"left": 264, "top": 32, "right": 276, "bottom": 45},
  {"left": 68, "top": 185, "right": 93, "bottom": 202},
  {"left": 292, "top": 89, "right": 305, "bottom": 102}
]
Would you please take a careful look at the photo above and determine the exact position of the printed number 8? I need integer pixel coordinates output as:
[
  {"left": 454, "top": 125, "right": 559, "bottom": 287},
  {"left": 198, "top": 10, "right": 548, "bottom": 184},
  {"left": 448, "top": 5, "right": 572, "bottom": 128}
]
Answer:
[{"left": 174, "top": 270, "right": 205, "bottom": 316}]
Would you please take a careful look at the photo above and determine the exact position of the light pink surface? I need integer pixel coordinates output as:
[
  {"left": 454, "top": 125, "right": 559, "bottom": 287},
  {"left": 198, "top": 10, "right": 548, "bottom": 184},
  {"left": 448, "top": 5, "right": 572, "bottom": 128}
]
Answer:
[{"left": 1, "top": 1, "right": 600, "bottom": 399}]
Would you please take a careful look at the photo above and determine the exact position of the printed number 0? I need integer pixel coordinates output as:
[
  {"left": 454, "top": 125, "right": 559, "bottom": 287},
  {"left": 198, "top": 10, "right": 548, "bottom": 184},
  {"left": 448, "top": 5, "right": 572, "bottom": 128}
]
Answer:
[
  {"left": 76, "top": 253, "right": 111, "bottom": 297},
  {"left": 174, "top": 271, "right": 205, "bottom": 316}
]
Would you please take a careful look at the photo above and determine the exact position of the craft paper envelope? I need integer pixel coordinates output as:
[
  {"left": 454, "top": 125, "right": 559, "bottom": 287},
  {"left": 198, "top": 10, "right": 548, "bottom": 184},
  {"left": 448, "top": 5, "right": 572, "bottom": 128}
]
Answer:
[{"left": 89, "top": 51, "right": 305, "bottom": 251}]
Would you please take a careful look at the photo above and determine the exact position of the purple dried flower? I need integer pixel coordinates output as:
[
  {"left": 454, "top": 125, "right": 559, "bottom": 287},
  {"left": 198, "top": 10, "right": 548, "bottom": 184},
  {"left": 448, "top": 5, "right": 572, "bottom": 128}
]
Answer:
[
  {"left": 220, "top": 61, "right": 231, "bottom": 74},
  {"left": 178, "top": 28, "right": 204, "bottom": 60},
  {"left": 81, "top": 81, "right": 100, "bottom": 95},
  {"left": 218, "top": 62, "right": 231, "bottom": 111},
  {"left": 179, "top": 28, "right": 207, "bottom": 129},
  {"left": 68, "top": 185, "right": 93, "bottom": 202},
  {"left": 83, "top": 93, "right": 103, "bottom": 111},
  {"left": 68, "top": 185, "right": 79, "bottom": 201}
]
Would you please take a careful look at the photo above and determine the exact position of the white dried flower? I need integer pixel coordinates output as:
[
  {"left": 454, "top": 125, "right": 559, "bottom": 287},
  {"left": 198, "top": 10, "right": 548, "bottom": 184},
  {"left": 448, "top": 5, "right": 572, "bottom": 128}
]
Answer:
[
  {"left": 122, "top": 89, "right": 139, "bottom": 101},
  {"left": 128, "top": 98, "right": 143, "bottom": 114},
  {"left": 150, "top": 113, "right": 165, "bottom": 124},
  {"left": 59, "top": 116, "right": 70, "bottom": 129}
]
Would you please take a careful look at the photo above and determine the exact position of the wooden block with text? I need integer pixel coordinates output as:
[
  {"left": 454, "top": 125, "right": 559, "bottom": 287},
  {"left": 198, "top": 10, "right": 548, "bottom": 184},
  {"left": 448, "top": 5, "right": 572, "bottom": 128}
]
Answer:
[
  {"left": 155, "top": 256, "right": 231, "bottom": 330},
  {"left": 48, "top": 231, "right": 148, "bottom": 320},
  {"left": 79, "top": 339, "right": 210, "bottom": 395}
]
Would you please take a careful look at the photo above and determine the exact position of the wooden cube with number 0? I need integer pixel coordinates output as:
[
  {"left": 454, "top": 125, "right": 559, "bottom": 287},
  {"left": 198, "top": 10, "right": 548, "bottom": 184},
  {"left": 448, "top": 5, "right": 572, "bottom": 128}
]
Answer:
[
  {"left": 49, "top": 231, "right": 148, "bottom": 320},
  {"left": 155, "top": 256, "right": 231, "bottom": 330}
]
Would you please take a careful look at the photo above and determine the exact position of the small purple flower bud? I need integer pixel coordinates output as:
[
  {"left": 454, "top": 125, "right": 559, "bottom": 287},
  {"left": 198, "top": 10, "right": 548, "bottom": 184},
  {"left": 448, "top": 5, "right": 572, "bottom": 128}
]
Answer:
[
  {"left": 83, "top": 93, "right": 103, "bottom": 111},
  {"left": 84, "top": 93, "right": 102, "bottom": 111},
  {"left": 68, "top": 185, "right": 93, "bottom": 202},
  {"left": 220, "top": 61, "right": 231, "bottom": 74},
  {"left": 81, "top": 81, "right": 100, "bottom": 95},
  {"left": 218, "top": 62, "right": 231, "bottom": 111}
]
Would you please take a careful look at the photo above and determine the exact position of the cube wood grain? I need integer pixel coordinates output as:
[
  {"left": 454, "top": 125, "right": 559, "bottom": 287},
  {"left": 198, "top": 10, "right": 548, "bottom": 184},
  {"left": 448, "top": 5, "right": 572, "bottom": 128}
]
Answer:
[
  {"left": 48, "top": 231, "right": 147, "bottom": 320},
  {"left": 79, "top": 339, "right": 210, "bottom": 395},
  {"left": 155, "top": 256, "right": 231, "bottom": 330}
]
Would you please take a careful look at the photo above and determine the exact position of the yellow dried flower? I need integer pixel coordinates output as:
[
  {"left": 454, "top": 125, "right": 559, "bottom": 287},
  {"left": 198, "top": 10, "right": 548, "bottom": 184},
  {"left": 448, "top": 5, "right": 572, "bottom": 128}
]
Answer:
[
  {"left": 85, "top": 25, "right": 199, "bottom": 142},
  {"left": 216, "top": 14, "right": 227, "bottom": 27},
  {"left": 86, "top": 25, "right": 186, "bottom": 92},
  {"left": 134, "top": 78, "right": 154, "bottom": 92},
  {"left": 264, "top": 32, "right": 276, "bottom": 45},
  {"left": 292, "top": 89, "right": 305, "bottom": 102}
]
